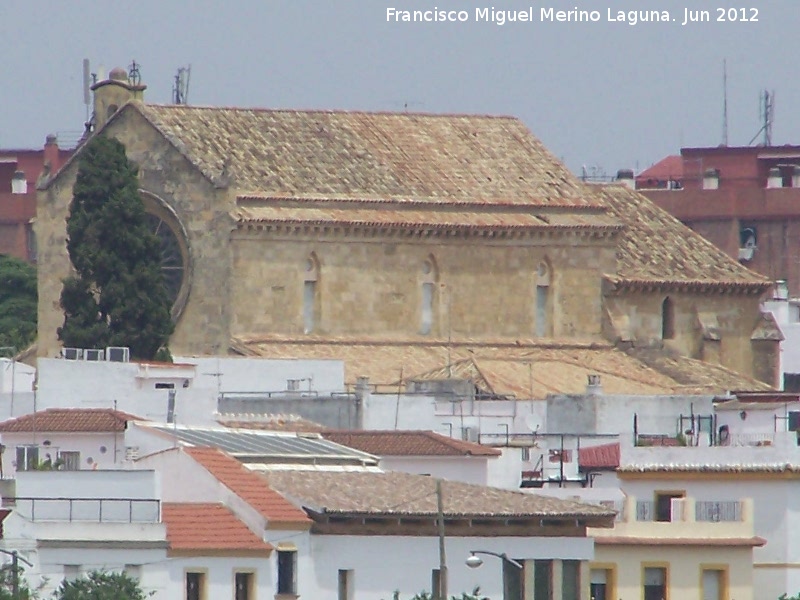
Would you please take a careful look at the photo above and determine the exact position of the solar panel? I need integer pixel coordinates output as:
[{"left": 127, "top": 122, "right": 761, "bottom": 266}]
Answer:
[{"left": 150, "top": 425, "right": 376, "bottom": 461}]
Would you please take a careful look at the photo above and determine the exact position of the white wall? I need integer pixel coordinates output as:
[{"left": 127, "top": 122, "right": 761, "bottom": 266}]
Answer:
[
  {"left": 0, "top": 359, "right": 35, "bottom": 394},
  {"left": 15, "top": 469, "right": 159, "bottom": 500},
  {"left": 33, "top": 357, "right": 346, "bottom": 426},
  {"left": 167, "top": 555, "right": 272, "bottom": 600},
  {"left": 380, "top": 455, "right": 490, "bottom": 485},
  {"left": 302, "top": 534, "right": 593, "bottom": 599},
  {"left": 1, "top": 431, "right": 122, "bottom": 476}
]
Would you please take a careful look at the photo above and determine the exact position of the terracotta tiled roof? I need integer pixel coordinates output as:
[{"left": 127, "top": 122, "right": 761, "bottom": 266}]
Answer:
[
  {"left": 635, "top": 155, "right": 683, "bottom": 183},
  {"left": 263, "top": 470, "right": 614, "bottom": 519},
  {"left": 217, "top": 414, "right": 326, "bottom": 432},
  {"left": 595, "top": 184, "right": 769, "bottom": 288},
  {"left": 320, "top": 430, "right": 501, "bottom": 457},
  {"left": 0, "top": 408, "right": 143, "bottom": 433},
  {"left": 136, "top": 104, "right": 603, "bottom": 208},
  {"left": 162, "top": 502, "right": 273, "bottom": 555},
  {"left": 184, "top": 446, "right": 311, "bottom": 528},
  {"left": 578, "top": 443, "right": 620, "bottom": 471},
  {"left": 232, "top": 335, "right": 771, "bottom": 397}
]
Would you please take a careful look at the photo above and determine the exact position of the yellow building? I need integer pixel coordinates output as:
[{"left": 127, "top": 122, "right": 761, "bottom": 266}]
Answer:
[
  {"left": 35, "top": 68, "right": 780, "bottom": 393},
  {"left": 591, "top": 496, "right": 762, "bottom": 600}
]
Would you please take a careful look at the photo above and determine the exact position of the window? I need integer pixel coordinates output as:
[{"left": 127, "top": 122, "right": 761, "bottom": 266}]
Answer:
[
  {"left": 420, "top": 257, "right": 438, "bottom": 335},
  {"left": 535, "top": 261, "right": 551, "bottom": 337},
  {"left": 303, "top": 255, "right": 319, "bottom": 334},
  {"left": 661, "top": 297, "right": 675, "bottom": 340},
  {"left": 521, "top": 447, "right": 531, "bottom": 461},
  {"left": 643, "top": 566, "right": 667, "bottom": 600},
  {"left": 63, "top": 565, "right": 81, "bottom": 581},
  {"left": 504, "top": 559, "right": 524, "bottom": 600},
  {"left": 562, "top": 560, "right": 580, "bottom": 600},
  {"left": 533, "top": 560, "right": 552, "bottom": 600},
  {"left": 277, "top": 549, "right": 297, "bottom": 595},
  {"left": 338, "top": 569, "right": 354, "bottom": 600},
  {"left": 655, "top": 492, "right": 684, "bottom": 522},
  {"left": 590, "top": 567, "right": 614, "bottom": 600},
  {"left": 701, "top": 569, "right": 726, "bottom": 600},
  {"left": 431, "top": 570, "right": 442, "bottom": 599},
  {"left": 235, "top": 572, "right": 254, "bottom": 600},
  {"left": 186, "top": 571, "right": 206, "bottom": 600},
  {"left": 15, "top": 446, "right": 38, "bottom": 471},
  {"left": 58, "top": 451, "right": 80, "bottom": 471}
]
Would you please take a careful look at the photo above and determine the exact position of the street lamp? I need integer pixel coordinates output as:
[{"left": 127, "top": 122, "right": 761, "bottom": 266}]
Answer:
[
  {"left": 0, "top": 549, "right": 33, "bottom": 600},
  {"left": 466, "top": 550, "right": 523, "bottom": 570}
]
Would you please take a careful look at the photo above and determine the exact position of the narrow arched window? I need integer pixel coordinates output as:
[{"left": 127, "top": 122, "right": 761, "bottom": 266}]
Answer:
[
  {"left": 661, "top": 297, "right": 675, "bottom": 340},
  {"left": 535, "top": 261, "right": 551, "bottom": 337},
  {"left": 304, "top": 254, "right": 319, "bottom": 334},
  {"left": 420, "top": 257, "right": 438, "bottom": 335}
]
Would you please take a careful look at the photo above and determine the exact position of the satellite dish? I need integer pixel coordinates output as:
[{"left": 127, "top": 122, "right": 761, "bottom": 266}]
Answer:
[{"left": 524, "top": 414, "right": 540, "bottom": 433}]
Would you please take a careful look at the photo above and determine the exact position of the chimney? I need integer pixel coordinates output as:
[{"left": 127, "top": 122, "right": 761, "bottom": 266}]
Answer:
[
  {"left": 767, "top": 167, "right": 783, "bottom": 189},
  {"left": 793, "top": 167, "right": 800, "bottom": 189},
  {"left": 11, "top": 171, "right": 27, "bottom": 194},
  {"left": 91, "top": 64, "right": 147, "bottom": 130},
  {"left": 43, "top": 134, "right": 60, "bottom": 172},
  {"left": 353, "top": 377, "right": 371, "bottom": 429},
  {"left": 774, "top": 279, "right": 789, "bottom": 301},
  {"left": 702, "top": 168, "right": 720, "bottom": 190},
  {"left": 616, "top": 169, "right": 635, "bottom": 190},
  {"left": 586, "top": 374, "right": 603, "bottom": 395}
]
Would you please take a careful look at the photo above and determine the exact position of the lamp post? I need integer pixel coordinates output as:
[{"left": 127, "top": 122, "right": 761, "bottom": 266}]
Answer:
[
  {"left": 466, "top": 550, "right": 523, "bottom": 600},
  {"left": 0, "top": 549, "right": 32, "bottom": 600}
]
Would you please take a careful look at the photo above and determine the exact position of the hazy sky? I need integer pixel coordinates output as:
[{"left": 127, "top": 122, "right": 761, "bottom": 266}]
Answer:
[{"left": 2, "top": 0, "right": 798, "bottom": 175}]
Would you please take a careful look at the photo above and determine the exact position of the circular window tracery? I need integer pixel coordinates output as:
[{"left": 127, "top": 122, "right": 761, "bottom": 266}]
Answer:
[{"left": 140, "top": 191, "right": 191, "bottom": 321}]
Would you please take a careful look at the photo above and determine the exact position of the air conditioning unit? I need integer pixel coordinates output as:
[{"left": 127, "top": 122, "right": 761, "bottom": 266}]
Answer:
[
  {"left": 106, "top": 347, "right": 130, "bottom": 362},
  {"left": 84, "top": 349, "right": 105, "bottom": 361},
  {"left": 738, "top": 247, "right": 755, "bottom": 261},
  {"left": 124, "top": 446, "right": 140, "bottom": 461},
  {"left": 61, "top": 348, "right": 83, "bottom": 360}
]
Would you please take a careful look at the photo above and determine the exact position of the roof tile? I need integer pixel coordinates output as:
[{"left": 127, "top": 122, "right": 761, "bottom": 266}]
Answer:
[
  {"left": 162, "top": 502, "right": 272, "bottom": 554},
  {"left": 0, "top": 409, "right": 143, "bottom": 433},
  {"left": 321, "top": 430, "right": 500, "bottom": 457},
  {"left": 184, "top": 446, "right": 311, "bottom": 528}
]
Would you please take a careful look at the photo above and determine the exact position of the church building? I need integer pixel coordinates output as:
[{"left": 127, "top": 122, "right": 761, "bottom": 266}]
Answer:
[{"left": 35, "top": 67, "right": 780, "bottom": 395}]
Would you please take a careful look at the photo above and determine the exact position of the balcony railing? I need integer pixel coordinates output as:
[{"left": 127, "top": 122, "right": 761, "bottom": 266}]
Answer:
[
  {"left": 11, "top": 497, "right": 160, "bottom": 523},
  {"left": 695, "top": 501, "right": 741, "bottom": 522}
]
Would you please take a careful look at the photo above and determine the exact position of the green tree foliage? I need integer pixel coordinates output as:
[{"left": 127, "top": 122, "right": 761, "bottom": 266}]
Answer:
[
  {"left": 58, "top": 135, "right": 173, "bottom": 360},
  {"left": 52, "top": 571, "right": 149, "bottom": 600},
  {"left": 0, "top": 254, "right": 37, "bottom": 353},
  {"left": 0, "top": 561, "right": 38, "bottom": 600}
]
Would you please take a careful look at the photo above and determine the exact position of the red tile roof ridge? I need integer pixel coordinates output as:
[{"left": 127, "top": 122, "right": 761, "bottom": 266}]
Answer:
[
  {"left": 161, "top": 502, "right": 273, "bottom": 554},
  {"left": 184, "top": 446, "right": 311, "bottom": 528},
  {"left": 320, "top": 430, "right": 501, "bottom": 457},
  {"left": 0, "top": 408, "right": 146, "bottom": 433}
]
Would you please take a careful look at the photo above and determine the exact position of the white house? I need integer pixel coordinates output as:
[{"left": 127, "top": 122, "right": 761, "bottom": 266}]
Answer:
[
  {"left": 0, "top": 470, "right": 168, "bottom": 598},
  {"left": 0, "top": 408, "right": 143, "bottom": 476}
]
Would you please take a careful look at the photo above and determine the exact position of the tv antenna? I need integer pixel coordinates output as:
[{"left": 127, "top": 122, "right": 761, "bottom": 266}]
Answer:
[
  {"left": 721, "top": 59, "right": 728, "bottom": 146},
  {"left": 748, "top": 89, "right": 775, "bottom": 146},
  {"left": 82, "top": 58, "right": 91, "bottom": 122},
  {"left": 173, "top": 65, "right": 192, "bottom": 105}
]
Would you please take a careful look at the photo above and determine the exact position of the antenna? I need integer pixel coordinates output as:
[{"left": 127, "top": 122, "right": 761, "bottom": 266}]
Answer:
[
  {"left": 172, "top": 65, "right": 191, "bottom": 105},
  {"left": 748, "top": 89, "right": 775, "bottom": 146},
  {"left": 721, "top": 59, "right": 728, "bottom": 146},
  {"left": 82, "top": 58, "right": 91, "bottom": 122}
]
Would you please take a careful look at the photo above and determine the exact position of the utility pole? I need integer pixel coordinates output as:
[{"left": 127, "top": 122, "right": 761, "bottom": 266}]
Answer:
[{"left": 436, "top": 479, "right": 448, "bottom": 600}]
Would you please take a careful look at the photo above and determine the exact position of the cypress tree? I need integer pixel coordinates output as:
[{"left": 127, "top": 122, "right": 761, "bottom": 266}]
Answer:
[{"left": 58, "top": 135, "right": 174, "bottom": 359}]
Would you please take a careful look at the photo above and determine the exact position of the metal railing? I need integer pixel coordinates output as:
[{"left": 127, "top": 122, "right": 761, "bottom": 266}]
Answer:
[
  {"left": 11, "top": 497, "right": 160, "bottom": 523},
  {"left": 696, "top": 501, "right": 741, "bottom": 522}
]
